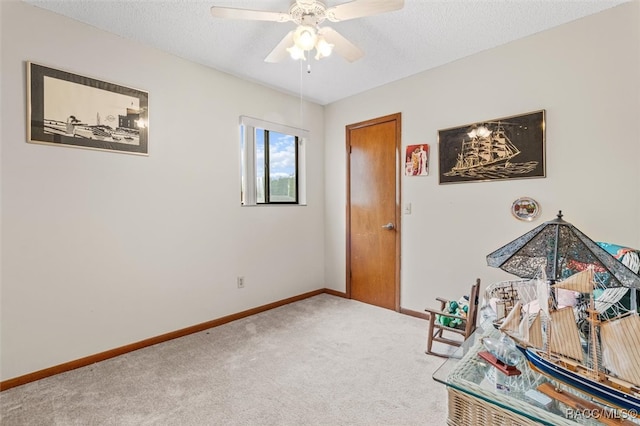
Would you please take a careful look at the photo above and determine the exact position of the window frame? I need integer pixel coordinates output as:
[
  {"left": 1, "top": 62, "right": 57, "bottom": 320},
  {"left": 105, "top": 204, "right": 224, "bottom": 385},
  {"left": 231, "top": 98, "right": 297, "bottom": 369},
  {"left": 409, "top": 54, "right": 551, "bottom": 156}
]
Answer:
[{"left": 240, "top": 116, "right": 308, "bottom": 206}]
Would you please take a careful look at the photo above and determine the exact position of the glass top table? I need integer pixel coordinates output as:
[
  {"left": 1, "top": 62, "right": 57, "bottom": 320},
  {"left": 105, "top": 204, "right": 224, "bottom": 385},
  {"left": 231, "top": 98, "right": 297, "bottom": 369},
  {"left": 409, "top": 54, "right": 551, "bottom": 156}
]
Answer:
[{"left": 432, "top": 324, "right": 640, "bottom": 426}]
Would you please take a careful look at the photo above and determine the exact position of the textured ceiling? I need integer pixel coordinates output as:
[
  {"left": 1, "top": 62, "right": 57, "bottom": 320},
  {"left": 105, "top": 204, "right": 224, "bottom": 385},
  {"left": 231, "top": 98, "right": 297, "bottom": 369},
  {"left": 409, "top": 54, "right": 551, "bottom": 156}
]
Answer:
[{"left": 23, "top": 0, "right": 628, "bottom": 105}]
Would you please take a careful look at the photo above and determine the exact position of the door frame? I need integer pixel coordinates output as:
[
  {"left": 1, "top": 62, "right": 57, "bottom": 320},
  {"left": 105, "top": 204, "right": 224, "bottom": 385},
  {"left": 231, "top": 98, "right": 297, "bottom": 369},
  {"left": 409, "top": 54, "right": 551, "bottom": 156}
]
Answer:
[{"left": 345, "top": 112, "right": 402, "bottom": 311}]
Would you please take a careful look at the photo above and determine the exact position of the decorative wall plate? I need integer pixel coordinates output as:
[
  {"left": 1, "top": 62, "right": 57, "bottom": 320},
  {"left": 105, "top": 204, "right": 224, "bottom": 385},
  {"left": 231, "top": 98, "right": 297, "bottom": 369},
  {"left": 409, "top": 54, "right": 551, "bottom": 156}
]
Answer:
[{"left": 511, "top": 197, "right": 540, "bottom": 221}]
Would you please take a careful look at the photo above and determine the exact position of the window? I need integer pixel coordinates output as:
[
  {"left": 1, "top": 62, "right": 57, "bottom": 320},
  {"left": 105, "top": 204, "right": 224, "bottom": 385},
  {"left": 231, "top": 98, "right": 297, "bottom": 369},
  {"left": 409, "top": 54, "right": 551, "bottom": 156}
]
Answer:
[{"left": 240, "top": 116, "right": 308, "bottom": 206}]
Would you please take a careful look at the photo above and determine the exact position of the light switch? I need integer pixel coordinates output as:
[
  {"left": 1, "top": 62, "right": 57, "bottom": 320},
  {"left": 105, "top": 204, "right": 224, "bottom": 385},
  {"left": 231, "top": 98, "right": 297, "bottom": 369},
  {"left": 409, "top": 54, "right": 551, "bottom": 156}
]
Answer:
[{"left": 404, "top": 203, "right": 412, "bottom": 215}]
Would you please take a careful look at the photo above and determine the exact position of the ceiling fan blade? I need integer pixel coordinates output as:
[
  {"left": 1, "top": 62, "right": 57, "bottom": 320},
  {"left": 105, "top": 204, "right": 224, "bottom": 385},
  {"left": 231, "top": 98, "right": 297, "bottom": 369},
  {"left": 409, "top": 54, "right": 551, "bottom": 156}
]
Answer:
[
  {"left": 265, "top": 31, "right": 295, "bottom": 63},
  {"left": 210, "top": 6, "right": 291, "bottom": 22},
  {"left": 326, "top": 0, "right": 404, "bottom": 22},
  {"left": 319, "top": 27, "right": 364, "bottom": 63}
]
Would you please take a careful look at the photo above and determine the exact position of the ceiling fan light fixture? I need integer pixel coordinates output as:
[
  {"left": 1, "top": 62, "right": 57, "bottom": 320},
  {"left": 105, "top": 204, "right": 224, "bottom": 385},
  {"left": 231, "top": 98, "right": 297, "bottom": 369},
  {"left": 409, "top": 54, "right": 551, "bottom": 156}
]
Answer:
[
  {"left": 286, "top": 44, "right": 307, "bottom": 60},
  {"left": 293, "top": 25, "right": 317, "bottom": 51},
  {"left": 315, "top": 36, "right": 333, "bottom": 59}
]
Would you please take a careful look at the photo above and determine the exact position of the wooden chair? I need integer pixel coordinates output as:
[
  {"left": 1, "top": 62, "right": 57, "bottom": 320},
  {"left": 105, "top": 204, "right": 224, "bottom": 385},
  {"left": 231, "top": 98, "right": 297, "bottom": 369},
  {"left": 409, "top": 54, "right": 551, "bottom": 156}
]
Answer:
[{"left": 425, "top": 278, "right": 480, "bottom": 357}]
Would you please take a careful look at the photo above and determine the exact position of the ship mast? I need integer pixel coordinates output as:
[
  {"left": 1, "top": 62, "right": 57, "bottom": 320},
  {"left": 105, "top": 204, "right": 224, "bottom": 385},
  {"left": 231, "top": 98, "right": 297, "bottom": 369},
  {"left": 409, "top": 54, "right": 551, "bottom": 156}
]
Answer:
[
  {"left": 544, "top": 283, "right": 552, "bottom": 358},
  {"left": 588, "top": 290, "right": 600, "bottom": 378}
]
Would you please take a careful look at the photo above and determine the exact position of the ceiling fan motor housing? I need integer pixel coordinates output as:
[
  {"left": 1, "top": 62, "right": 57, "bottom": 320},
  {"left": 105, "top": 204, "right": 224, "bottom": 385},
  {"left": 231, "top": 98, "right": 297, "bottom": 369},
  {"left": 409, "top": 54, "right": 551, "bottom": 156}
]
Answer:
[{"left": 290, "top": 0, "right": 327, "bottom": 26}]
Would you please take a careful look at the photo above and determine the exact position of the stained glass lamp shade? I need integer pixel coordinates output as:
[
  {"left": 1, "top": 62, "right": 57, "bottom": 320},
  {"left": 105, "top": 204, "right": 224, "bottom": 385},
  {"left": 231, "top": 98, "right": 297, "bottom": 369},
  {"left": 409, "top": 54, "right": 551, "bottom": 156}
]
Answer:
[{"left": 486, "top": 211, "right": 640, "bottom": 289}]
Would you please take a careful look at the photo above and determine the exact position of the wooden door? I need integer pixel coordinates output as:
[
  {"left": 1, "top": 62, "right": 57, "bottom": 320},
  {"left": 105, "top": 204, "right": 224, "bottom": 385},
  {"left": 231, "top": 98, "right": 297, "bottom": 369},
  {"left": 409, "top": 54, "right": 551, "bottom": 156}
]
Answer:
[{"left": 347, "top": 113, "right": 401, "bottom": 311}]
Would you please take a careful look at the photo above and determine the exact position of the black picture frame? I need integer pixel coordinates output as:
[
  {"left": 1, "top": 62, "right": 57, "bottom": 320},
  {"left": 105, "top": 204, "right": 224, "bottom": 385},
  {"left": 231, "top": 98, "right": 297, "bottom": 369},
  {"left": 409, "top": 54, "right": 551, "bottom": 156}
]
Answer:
[
  {"left": 27, "top": 62, "right": 149, "bottom": 155},
  {"left": 438, "top": 110, "right": 545, "bottom": 184}
]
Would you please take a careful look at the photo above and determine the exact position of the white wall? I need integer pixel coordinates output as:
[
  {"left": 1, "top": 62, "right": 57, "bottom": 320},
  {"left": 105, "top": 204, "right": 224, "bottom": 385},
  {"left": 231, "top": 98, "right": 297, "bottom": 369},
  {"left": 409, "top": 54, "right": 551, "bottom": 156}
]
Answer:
[
  {"left": 0, "top": 0, "right": 325, "bottom": 381},
  {"left": 324, "top": 1, "right": 640, "bottom": 311}
]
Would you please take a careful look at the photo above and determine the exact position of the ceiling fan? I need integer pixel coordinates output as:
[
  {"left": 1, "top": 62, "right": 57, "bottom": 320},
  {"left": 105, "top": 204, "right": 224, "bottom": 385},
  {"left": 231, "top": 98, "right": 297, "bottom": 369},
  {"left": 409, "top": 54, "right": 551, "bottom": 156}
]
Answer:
[{"left": 210, "top": 0, "right": 404, "bottom": 63}]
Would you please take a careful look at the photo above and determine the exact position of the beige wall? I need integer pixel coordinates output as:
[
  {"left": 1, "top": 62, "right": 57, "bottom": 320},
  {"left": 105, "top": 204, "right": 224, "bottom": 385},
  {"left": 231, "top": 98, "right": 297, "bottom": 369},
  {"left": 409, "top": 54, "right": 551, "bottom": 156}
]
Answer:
[
  {"left": 0, "top": 0, "right": 325, "bottom": 381},
  {"left": 324, "top": 1, "right": 640, "bottom": 310}
]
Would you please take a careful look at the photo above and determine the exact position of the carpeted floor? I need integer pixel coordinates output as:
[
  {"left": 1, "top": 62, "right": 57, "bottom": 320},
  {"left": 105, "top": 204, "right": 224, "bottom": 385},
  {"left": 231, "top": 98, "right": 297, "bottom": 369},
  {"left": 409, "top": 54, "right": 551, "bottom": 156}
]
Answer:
[{"left": 1, "top": 294, "right": 454, "bottom": 425}]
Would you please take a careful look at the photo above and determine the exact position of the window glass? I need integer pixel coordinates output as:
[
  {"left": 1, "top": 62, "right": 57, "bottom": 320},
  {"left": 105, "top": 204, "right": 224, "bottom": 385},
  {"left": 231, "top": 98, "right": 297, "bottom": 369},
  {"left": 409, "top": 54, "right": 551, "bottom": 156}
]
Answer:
[{"left": 267, "top": 131, "right": 297, "bottom": 203}]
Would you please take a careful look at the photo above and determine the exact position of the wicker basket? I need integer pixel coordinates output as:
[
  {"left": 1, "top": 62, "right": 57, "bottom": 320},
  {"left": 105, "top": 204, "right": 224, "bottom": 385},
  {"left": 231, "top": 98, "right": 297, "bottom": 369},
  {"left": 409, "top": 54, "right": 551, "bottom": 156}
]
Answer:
[{"left": 448, "top": 388, "right": 543, "bottom": 426}]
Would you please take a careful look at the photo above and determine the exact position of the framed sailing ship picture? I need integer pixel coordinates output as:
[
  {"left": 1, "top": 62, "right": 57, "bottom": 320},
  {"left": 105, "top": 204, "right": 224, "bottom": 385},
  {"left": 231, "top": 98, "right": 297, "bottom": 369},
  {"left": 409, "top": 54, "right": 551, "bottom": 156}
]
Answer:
[
  {"left": 438, "top": 110, "right": 545, "bottom": 184},
  {"left": 27, "top": 62, "right": 149, "bottom": 155}
]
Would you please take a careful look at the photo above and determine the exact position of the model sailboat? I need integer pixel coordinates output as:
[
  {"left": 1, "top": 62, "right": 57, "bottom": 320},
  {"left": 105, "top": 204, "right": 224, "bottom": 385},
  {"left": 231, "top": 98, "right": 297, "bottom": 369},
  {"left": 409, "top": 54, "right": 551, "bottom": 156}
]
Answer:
[{"left": 500, "top": 267, "right": 640, "bottom": 413}]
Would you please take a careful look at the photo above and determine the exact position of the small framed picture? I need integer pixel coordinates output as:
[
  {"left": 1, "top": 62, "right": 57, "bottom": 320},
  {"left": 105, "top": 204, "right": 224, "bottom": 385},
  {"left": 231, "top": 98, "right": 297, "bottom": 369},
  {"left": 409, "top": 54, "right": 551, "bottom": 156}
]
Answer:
[
  {"left": 27, "top": 62, "right": 149, "bottom": 155},
  {"left": 404, "top": 144, "right": 429, "bottom": 176}
]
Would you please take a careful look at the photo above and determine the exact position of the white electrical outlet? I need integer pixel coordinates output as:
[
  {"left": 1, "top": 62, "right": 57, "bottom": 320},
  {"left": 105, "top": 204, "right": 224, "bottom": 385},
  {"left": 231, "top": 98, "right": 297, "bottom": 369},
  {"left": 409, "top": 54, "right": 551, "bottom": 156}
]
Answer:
[{"left": 237, "top": 276, "right": 245, "bottom": 288}]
